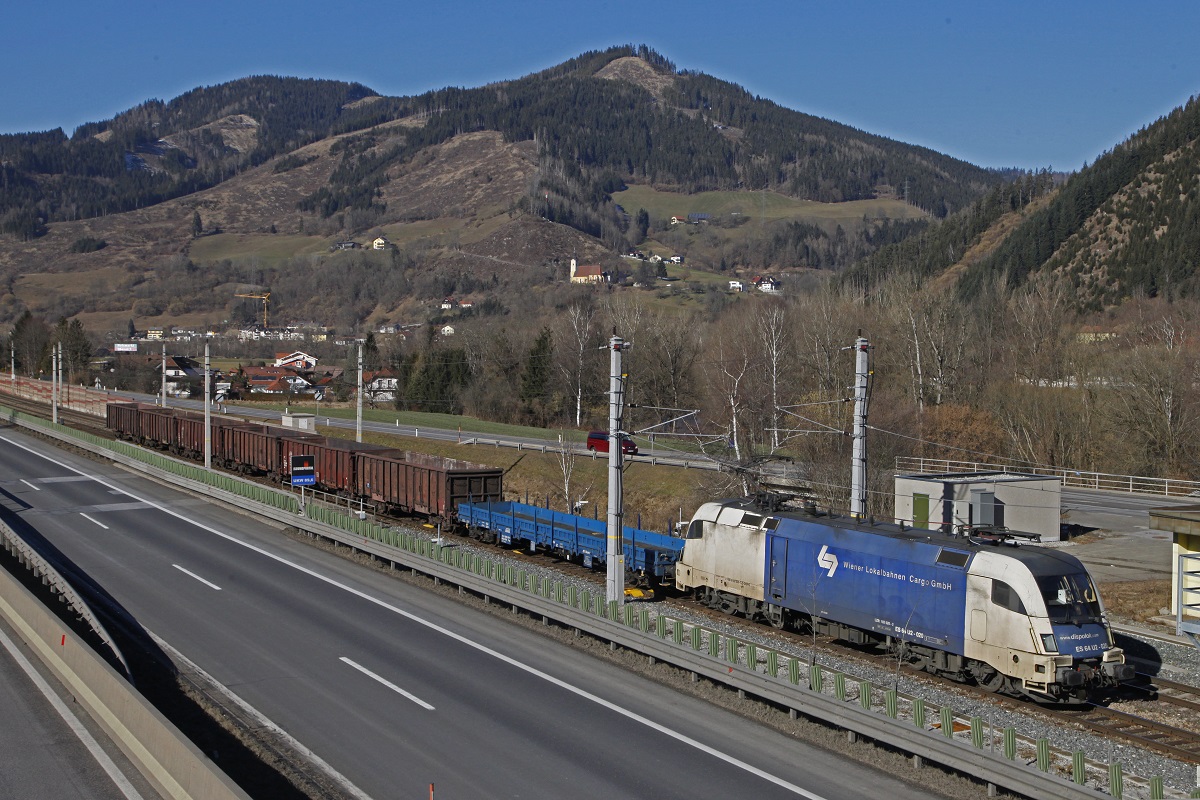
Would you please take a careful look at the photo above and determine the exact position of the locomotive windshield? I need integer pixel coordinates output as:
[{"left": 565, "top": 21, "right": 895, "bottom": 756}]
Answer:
[{"left": 1037, "top": 573, "right": 1102, "bottom": 624}]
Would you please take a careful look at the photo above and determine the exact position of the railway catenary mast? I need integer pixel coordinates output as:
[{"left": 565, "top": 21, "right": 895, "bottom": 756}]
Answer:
[
  {"left": 849, "top": 336, "right": 870, "bottom": 518},
  {"left": 606, "top": 333, "right": 632, "bottom": 605},
  {"left": 204, "top": 342, "right": 211, "bottom": 470}
]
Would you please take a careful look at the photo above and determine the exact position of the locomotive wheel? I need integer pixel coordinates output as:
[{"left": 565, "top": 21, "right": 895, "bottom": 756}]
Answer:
[{"left": 980, "top": 670, "right": 1007, "bottom": 693}]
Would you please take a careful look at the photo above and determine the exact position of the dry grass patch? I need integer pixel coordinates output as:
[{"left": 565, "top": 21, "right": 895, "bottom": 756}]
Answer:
[{"left": 1097, "top": 579, "right": 1171, "bottom": 624}]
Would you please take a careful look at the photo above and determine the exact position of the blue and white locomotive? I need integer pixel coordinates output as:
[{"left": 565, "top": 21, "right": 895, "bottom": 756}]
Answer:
[{"left": 675, "top": 497, "right": 1135, "bottom": 702}]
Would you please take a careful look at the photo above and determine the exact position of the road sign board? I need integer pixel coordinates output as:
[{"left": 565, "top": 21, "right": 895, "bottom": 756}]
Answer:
[{"left": 290, "top": 454, "right": 316, "bottom": 486}]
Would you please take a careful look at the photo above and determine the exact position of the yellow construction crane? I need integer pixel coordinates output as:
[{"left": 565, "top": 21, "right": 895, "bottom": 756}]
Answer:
[{"left": 234, "top": 291, "right": 271, "bottom": 329}]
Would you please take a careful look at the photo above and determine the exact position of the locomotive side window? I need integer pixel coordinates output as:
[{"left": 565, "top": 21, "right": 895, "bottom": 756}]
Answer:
[
  {"left": 991, "top": 580, "right": 1026, "bottom": 614},
  {"left": 935, "top": 548, "right": 970, "bottom": 568},
  {"left": 686, "top": 520, "right": 705, "bottom": 539}
]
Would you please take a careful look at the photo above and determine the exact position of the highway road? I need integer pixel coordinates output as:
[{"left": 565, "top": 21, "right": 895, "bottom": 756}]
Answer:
[
  {"left": 0, "top": 427, "right": 944, "bottom": 800},
  {"left": 0, "top": 616, "right": 154, "bottom": 800}
]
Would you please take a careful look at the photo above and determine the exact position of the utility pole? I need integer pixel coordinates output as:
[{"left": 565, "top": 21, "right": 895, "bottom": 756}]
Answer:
[
  {"left": 849, "top": 336, "right": 871, "bottom": 518},
  {"left": 606, "top": 333, "right": 632, "bottom": 605},
  {"left": 204, "top": 343, "right": 211, "bottom": 470},
  {"left": 51, "top": 343, "right": 59, "bottom": 424},
  {"left": 356, "top": 343, "right": 363, "bottom": 443},
  {"left": 10, "top": 338, "right": 14, "bottom": 388},
  {"left": 161, "top": 344, "right": 167, "bottom": 407}
]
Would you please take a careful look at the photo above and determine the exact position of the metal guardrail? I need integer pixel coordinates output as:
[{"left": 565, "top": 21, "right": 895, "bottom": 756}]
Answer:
[
  {"left": 0, "top": 512, "right": 131, "bottom": 678},
  {"left": 7, "top": 407, "right": 1193, "bottom": 799},
  {"left": 462, "top": 435, "right": 721, "bottom": 471},
  {"left": 896, "top": 456, "right": 1200, "bottom": 499}
]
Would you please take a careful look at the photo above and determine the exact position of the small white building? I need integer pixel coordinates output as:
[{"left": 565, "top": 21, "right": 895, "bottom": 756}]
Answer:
[
  {"left": 728, "top": 280, "right": 743, "bottom": 292},
  {"left": 281, "top": 412, "right": 317, "bottom": 431},
  {"left": 894, "top": 471, "right": 1063, "bottom": 541}
]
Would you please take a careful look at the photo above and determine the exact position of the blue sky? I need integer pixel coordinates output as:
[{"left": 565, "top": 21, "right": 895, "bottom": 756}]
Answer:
[{"left": 3, "top": 1, "right": 1198, "bottom": 170}]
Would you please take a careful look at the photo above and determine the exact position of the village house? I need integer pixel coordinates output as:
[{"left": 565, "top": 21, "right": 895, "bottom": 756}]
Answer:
[
  {"left": 154, "top": 355, "right": 200, "bottom": 396},
  {"left": 569, "top": 258, "right": 607, "bottom": 285},
  {"left": 274, "top": 351, "right": 318, "bottom": 370},
  {"left": 240, "top": 365, "right": 311, "bottom": 395},
  {"left": 363, "top": 370, "right": 401, "bottom": 404},
  {"left": 754, "top": 275, "right": 782, "bottom": 293},
  {"left": 372, "top": 236, "right": 390, "bottom": 250}
]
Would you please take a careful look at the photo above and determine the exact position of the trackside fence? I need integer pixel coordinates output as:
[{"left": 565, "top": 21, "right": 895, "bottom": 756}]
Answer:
[
  {"left": 7, "top": 405, "right": 1200, "bottom": 799},
  {"left": 896, "top": 456, "right": 1200, "bottom": 498}
]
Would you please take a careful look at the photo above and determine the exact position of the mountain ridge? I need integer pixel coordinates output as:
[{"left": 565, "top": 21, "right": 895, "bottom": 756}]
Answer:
[{"left": 0, "top": 45, "right": 1014, "bottom": 331}]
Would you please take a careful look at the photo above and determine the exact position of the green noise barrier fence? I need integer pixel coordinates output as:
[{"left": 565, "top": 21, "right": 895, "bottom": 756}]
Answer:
[
  {"left": 12, "top": 408, "right": 300, "bottom": 514},
  {"left": 13, "top": 406, "right": 1184, "bottom": 800}
]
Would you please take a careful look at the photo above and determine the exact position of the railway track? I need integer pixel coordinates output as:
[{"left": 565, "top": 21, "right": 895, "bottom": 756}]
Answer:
[
  {"left": 1, "top": 393, "right": 111, "bottom": 434},
  {"left": 1136, "top": 674, "right": 1200, "bottom": 714},
  {"left": 1052, "top": 702, "right": 1200, "bottom": 764}
]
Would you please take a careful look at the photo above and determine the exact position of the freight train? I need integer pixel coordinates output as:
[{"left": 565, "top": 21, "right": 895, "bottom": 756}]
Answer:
[
  {"left": 106, "top": 403, "right": 502, "bottom": 520},
  {"left": 104, "top": 402, "right": 679, "bottom": 587},
  {"left": 676, "top": 496, "right": 1135, "bottom": 702}
]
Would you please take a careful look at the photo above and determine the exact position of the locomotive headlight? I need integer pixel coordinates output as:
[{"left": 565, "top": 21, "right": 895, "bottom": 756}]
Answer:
[{"left": 1040, "top": 634, "right": 1058, "bottom": 653}]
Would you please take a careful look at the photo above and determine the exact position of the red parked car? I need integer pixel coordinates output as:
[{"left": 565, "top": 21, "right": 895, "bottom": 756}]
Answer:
[{"left": 585, "top": 431, "right": 638, "bottom": 455}]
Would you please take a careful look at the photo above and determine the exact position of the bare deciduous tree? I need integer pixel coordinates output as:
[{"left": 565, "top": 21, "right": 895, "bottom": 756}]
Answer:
[
  {"left": 555, "top": 298, "right": 599, "bottom": 427},
  {"left": 753, "top": 300, "right": 793, "bottom": 449}
]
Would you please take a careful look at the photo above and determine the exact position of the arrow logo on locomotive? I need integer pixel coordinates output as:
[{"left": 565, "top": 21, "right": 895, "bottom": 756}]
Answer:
[{"left": 817, "top": 545, "right": 838, "bottom": 577}]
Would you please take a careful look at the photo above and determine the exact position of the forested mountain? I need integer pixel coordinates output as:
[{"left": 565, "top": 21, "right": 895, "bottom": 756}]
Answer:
[
  {"left": 1, "top": 46, "right": 1003, "bottom": 245},
  {"left": 0, "top": 77, "right": 380, "bottom": 238},
  {"left": 845, "top": 92, "right": 1200, "bottom": 308}
]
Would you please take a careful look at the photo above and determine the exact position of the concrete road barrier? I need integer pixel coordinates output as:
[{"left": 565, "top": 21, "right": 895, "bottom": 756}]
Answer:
[{"left": 0, "top": 560, "right": 250, "bottom": 800}]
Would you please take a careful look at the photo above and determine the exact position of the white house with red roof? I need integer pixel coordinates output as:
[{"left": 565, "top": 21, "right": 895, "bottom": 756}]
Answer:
[{"left": 274, "top": 351, "right": 318, "bottom": 370}]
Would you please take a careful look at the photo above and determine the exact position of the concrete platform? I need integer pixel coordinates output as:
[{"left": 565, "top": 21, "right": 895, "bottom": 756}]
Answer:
[{"left": 1059, "top": 487, "right": 1189, "bottom": 584}]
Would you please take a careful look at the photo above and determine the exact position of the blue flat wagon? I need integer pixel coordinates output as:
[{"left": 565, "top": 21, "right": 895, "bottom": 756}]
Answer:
[{"left": 457, "top": 500, "right": 683, "bottom": 584}]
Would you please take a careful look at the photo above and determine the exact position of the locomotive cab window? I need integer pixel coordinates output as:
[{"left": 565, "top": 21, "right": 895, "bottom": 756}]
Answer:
[
  {"left": 686, "top": 520, "right": 706, "bottom": 540},
  {"left": 991, "top": 580, "right": 1026, "bottom": 614},
  {"left": 1037, "top": 573, "right": 1102, "bottom": 624}
]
